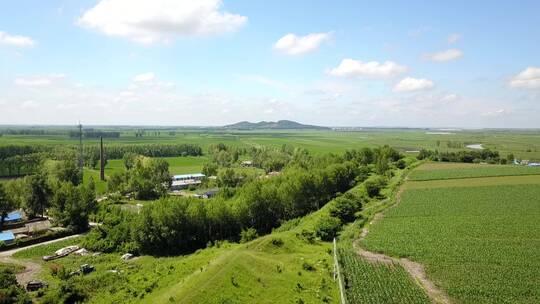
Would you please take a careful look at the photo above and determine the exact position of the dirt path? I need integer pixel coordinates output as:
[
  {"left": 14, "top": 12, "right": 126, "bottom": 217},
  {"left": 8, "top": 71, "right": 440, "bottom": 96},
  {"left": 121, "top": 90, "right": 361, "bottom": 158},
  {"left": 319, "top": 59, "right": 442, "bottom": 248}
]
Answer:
[
  {"left": 355, "top": 177, "right": 452, "bottom": 304},
  {"left": 0, "top": 234, "right": 82, "bottom": 285}
]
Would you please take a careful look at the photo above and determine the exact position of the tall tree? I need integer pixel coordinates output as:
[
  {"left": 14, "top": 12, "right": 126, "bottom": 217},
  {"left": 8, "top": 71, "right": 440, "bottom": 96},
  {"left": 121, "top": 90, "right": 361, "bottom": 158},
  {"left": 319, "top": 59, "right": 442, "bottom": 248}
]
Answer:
[{"left": 0, "top": 183, "right": 17, "bottom": 230}]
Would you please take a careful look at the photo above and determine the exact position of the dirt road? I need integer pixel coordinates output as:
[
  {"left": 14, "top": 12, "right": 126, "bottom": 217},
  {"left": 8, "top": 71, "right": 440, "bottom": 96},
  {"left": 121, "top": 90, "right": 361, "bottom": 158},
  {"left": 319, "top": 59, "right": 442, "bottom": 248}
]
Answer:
[{"left": 0, "top": 234, "right": 82, "bottom": 285}]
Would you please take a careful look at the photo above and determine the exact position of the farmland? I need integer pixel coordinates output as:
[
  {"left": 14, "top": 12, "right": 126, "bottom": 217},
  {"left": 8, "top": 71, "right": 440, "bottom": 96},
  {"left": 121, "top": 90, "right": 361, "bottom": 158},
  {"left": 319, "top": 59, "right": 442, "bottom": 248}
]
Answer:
[
  {"left": 338, "top": 249, "right": 430, "bottom": 304},
  {"left": 361, "top": 163, "right": 540, "bottom": 304},
  {"left": 1, "top": 128, "right": 540, "bottom": 158},
  {"left": 409, "top": 162, "right": 540, "bottom": 181}
]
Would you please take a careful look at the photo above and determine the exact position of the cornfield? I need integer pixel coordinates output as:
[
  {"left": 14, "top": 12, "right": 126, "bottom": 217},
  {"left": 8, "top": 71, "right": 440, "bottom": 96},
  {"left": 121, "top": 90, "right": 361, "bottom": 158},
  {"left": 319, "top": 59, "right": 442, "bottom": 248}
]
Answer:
[{"left": 337, "top": 249, "right": 430, "bottom": 304}]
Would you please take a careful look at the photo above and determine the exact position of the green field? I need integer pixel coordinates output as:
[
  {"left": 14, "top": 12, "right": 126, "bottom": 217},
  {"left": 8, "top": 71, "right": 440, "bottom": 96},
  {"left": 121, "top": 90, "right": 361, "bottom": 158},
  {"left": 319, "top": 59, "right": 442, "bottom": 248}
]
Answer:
[
  {"left": 1, "top": 128, "right": 540, "bottom": 159},
  {"left": 338, "top": 249, "right": 430, "bottom": 304},
  {"left": 362, "top": 166, "right": 540, "bottom": 303},
  {"left": 409, "top": 162, "right": 540, "bottom": 181}
]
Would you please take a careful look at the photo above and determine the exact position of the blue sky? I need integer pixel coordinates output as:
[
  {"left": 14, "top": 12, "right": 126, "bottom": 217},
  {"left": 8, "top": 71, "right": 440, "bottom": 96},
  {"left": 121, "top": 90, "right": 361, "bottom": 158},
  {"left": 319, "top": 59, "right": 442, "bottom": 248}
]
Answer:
[{"left": 0, "top": 0, "right": 539, "bottom": 127}]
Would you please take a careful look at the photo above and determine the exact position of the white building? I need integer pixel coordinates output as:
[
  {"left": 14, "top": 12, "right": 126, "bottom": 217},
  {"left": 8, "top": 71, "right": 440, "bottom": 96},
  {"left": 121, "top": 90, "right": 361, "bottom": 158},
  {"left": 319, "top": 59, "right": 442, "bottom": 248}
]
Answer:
[{"left": 171, "top": 173, "right": 205, "bottom": 190}]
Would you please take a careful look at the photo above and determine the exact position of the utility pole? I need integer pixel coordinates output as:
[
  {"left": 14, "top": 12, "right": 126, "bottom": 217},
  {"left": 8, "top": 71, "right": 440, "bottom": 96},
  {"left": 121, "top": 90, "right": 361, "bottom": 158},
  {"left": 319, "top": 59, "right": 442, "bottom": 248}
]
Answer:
[{"left": 100, "top": 136, "right": 105, "bottom": 181}]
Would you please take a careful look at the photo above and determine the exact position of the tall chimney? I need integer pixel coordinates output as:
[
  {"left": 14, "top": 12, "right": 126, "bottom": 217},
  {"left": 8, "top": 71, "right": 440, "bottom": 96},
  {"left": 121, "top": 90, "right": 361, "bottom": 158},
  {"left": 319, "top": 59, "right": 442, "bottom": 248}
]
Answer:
[{"left": 100, "top": 136, "right": 105, "bottom": 181}]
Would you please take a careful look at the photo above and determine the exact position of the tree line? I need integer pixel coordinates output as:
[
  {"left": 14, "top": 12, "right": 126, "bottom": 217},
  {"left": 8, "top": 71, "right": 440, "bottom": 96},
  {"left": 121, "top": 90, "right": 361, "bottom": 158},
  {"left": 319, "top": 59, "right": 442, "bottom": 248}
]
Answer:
[
  {"left": 416, "top": 148, "right": 503, "bottom": 163},
  {"left": 85, "top": 146, "right": 404, "bottom": 255}
]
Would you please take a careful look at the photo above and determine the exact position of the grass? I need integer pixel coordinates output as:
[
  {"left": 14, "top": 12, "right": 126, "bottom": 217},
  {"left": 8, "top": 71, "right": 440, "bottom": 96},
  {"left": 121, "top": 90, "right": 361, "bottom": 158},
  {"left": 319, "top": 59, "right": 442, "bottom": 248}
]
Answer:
[
  {"left": 11, "top": 184, "right": 351, "bottom": 303},
  {"left": 409, "top": 162, "right": 540, "bottom": 181},
  {"left": 362, "top": 173, "right": 540, "bottom": 304},
  {"left": 338, "top": 249, "right": 430, "bottom": 304}
]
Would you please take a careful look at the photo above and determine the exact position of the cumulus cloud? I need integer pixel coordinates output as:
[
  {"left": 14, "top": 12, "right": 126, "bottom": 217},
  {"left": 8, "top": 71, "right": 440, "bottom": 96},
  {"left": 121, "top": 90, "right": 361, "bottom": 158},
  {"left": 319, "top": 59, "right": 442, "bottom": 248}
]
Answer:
[
  {"left": 14, "top": 74, "right": 66, "bottom": 86},
  {"left": 328, "top": 59, "right": 407, "bottom": 78},
  {"left": 274, "top": 32, "right": 331, "bottom": 55},
  {"left": 133, "top": 72, "right": 156, "bottom": 83},
  {"left": 394, "top": 77, "right": 435, "bottom": 92},
  {"left": 0, "top": 30, "right": 35, "bottom": 47},
  {"left": 77, "top": 0, "right": 247, "bottom": 44},
  {"left": 447, "top": 33, "right": 461, "bottom": 44},
  {"left": 424, "top": 49, "right": 463, "bottom": 62},
  {"left": 509, "top": 67, "right": 540, "bottom": 89}
]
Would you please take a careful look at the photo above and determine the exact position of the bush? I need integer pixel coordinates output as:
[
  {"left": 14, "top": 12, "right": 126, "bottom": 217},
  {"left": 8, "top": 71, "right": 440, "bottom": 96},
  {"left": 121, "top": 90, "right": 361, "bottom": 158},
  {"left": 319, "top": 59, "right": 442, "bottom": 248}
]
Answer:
[
  {"left": 270, "top": 238, "right": 284, "bottom": 247},
  {"left": 364, "top": 176, "right": 387, "bottom": 198},
  {"left": 329, "top": 196, "right": 361, "bottom": 223},
  {"left": 315, "top": 216, "right": 342, "bottom": 241},
  {"left": 239, "top": 228, "right": 259, "bottom": 243}
]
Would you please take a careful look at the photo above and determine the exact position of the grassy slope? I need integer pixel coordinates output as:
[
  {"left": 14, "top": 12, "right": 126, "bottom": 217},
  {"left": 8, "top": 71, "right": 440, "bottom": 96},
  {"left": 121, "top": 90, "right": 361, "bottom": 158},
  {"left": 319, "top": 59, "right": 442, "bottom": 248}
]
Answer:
[
  {"left": 146, "top": 202, "right": 340, "bottom": 304},
  {"left": 11, "top": 190, "right": 345, "bottom": 304},
  {"left": 362, "top": 167, "right": 540, "bottom": 303}
]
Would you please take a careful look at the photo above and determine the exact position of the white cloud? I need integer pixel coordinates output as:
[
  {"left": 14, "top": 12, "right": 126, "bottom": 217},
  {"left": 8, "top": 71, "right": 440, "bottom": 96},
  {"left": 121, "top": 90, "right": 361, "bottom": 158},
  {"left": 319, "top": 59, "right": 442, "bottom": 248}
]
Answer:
[
  {"left": 133, "top": 72, "right": 156, "bottom": 83},
  {"left": 14, "top": 74, "right": 66, "bottom": 86},
  {"left": 328, "top": 59, "right": 407, "bottom": 78},
  {"left": 481, "top": 108, "right": 507, "bottom": 117},
  {"left": 509, "top": 67, "right": 540, "bottom": 89},
  {"left": 424, "top": 49, "right": 463, "bottom": 62},
  {"left": 0, "top": 31, "right": 35, "bottom": 47},
  {"left": 274, "top": 32, "right": 331, "bottom": 55},
  {"left": 77, "top": 0, "right": 247, "bottom": 44},
  {"left": 441, "top": 93, "right": 459, "bottom": 102},
  {"left": 447, "top": 33, "right": 461, "bottom": 44},
  {"left": 394, "top": 77, "right": 435, "bottom": 92}
]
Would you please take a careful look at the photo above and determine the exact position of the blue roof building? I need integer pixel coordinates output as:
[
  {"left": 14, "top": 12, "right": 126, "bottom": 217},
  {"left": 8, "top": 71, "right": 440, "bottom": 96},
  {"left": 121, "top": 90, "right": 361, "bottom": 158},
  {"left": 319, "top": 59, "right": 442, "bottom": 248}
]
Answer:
[
  {"left": 0, "top": 231, "right": 15, "bottom": 243},
  {"left": 2, "top": 211, "right": 22, "bottom": 223}
]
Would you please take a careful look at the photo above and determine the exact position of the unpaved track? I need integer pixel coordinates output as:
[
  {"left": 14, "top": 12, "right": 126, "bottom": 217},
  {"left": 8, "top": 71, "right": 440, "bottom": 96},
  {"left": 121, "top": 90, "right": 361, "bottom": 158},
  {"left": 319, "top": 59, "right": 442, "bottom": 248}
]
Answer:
[
  {"left": 355, "top": 178, "right": 452, "bottom": 304},
  {"left": 0, "top": 234, "right": 82, "bottom": 285}
]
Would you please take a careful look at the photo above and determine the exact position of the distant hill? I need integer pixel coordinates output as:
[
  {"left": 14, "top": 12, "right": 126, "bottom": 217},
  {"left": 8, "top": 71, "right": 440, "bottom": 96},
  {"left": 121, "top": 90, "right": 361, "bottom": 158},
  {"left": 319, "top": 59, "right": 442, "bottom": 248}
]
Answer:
[{"left": 223, "top": 120, "right": 329, "bottom": 130}]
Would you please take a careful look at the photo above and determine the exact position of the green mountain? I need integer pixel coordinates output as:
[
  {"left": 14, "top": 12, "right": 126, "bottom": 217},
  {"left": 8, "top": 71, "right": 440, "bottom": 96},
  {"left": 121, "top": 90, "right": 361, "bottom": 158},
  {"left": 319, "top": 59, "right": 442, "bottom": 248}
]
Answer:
[{"left": 223, "top": 120, "right": 329, "bottom": 130}]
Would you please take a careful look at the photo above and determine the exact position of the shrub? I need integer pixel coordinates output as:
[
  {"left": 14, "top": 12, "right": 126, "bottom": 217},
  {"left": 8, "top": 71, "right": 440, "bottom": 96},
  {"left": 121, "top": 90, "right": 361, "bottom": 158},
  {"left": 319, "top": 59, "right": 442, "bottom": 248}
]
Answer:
[
  {"left": 329, "top": 196, "right": 361, "bottom": 223},
  {"left": 302, "top": 262, "right": 315, "bottom": 271},
  {"left": 270, "top": 238, "right": 284, "bottom": 247},
  {"left": 296, "top": 229, "right": 316, "bottom": 244},
  {"left": 364, "top": 176, "right": 387, "bottom": 198},
  {"left": 239, "top": 228, "right": 258, "bottom": 243},
  {"left": 315, "top": 216, "right": 342, "bottom": 241}
]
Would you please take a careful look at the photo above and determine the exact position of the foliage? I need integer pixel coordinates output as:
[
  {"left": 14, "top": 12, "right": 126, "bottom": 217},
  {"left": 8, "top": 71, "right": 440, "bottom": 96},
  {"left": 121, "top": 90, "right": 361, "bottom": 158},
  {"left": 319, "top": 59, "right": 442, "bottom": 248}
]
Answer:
[
  {"left": 108, "top": 156, "right": 171, "bottom": 199},
  {"left": 0, "top": 264, "right": 31, "bottom": 304},
  {"left": 417, "top": 148, "right": 502, "bottom": 163},
  {"left": 329, "top": 194, "right": 364, "bottom": 223},
  {"left": 239, "top": 228, "right": 258, "bottom": 243},
  {"left": 0, "top": 183, "right": 18, "bottom": 230},
  {"left": 49, "top": 181, "right": 96, "bottom": 232},
  {"left": 315, "top": 216, "right": 341, "bottom": 241},
  {"left": 364, "top": 175, "right": 387, "bottom": 198}
]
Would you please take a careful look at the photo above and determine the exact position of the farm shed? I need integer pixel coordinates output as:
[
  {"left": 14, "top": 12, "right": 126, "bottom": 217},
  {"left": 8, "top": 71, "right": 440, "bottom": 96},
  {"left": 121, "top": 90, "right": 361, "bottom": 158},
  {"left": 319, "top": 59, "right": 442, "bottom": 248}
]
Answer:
[
  {"left": 0, "top": 231, "right": 15, "bottom": 244},
  {"left": 171, "top": 173, "right": 205, "bottom": 190}
]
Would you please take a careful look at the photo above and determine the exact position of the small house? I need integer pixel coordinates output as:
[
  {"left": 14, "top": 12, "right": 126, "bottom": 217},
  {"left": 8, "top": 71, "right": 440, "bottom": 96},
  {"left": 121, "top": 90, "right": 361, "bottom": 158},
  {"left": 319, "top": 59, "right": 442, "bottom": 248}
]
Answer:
[{"left": 0, "top": 231, "right": 15, "bottom": 244}]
